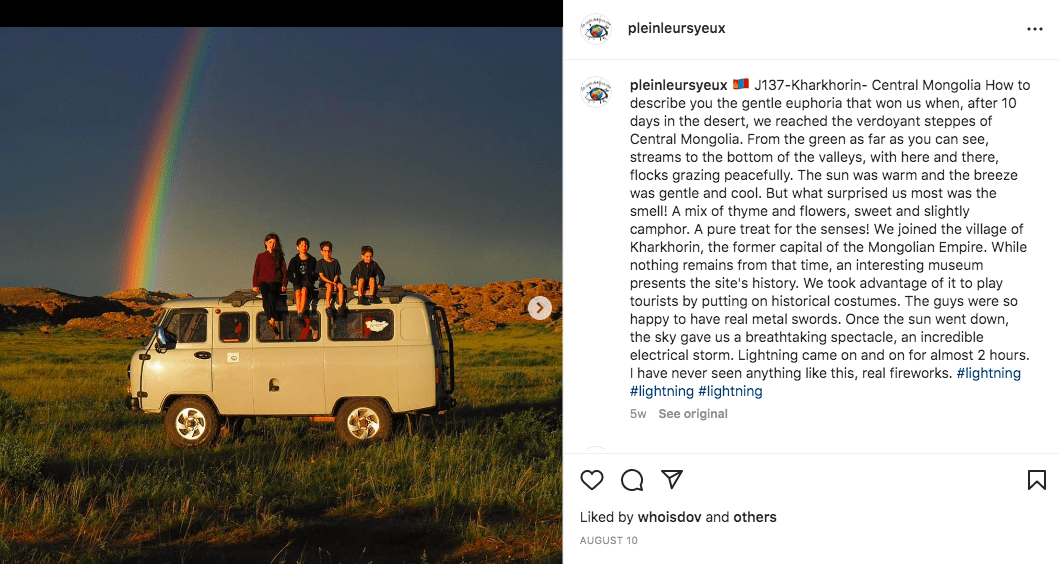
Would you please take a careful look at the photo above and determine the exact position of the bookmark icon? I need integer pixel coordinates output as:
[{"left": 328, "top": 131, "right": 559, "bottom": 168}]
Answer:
[{"left": 1028, "top": 470, "right": 1046, "bottom": 491}]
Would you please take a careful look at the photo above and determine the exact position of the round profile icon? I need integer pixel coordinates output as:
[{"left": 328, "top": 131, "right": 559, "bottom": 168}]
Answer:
[
  {"left": 581, "top": 13, "right": 612, "bottom": 45},
  {"left": 581, "top": 76, "right": 612, "bottom": 108}
]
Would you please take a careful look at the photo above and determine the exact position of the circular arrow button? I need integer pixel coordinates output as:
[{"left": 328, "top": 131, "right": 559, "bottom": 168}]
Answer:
[{"left": 528, "top": 296, "right": 552, "bottom": 320}]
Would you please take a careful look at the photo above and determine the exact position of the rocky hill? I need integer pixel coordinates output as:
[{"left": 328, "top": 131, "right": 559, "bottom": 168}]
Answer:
[
  {"left": 0, "top": 280, "right": 561, "bottom": 338},
  {"left": 0, "top": 288, "right": 191, "bottom": 339},
  {"left": 405, "top": 278, "right": 562, "bottom": 331}
]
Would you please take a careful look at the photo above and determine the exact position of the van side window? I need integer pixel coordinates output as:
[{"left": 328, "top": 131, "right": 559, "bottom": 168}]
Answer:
[
  {"left": 219, "top": 312, "right": 249, "bottom": 343},
  {"left": 163, "top": 308, "right": 208, "bottom": 343},
  {"left": 256, "top": 312, "right": 321, "bottom": 342},
  {"left": 288, "top": 311, "right": 321, "bottom": 342},
  {"left": 330, "top": 310, "right": 394, "bottom": 341}
]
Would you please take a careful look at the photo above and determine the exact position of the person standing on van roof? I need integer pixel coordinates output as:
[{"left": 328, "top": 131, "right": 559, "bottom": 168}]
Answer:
[
  {"left": 253, "top": 233, "right": 287, "bottom": 334},
  {"left": 287, "top": 237, "right": 317, "bottom": 319},
  {"left": 353, "top": 245, "right": 385, "bottom": 306},
  {"left": 317, "top": 241, "right": 347, "bottom": 318}
]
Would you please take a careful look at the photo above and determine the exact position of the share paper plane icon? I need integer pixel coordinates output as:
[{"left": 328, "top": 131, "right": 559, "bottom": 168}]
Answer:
[{"left": 661, "top": 470, "right": 684, "bottom": 489}]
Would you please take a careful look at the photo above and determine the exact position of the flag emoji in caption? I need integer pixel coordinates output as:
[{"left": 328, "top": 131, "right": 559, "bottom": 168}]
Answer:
[{"left": 733, "top": 78, "right": 749, "bottom": 89}]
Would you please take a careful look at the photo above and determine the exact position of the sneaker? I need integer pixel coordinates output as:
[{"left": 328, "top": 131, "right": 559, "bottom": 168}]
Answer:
[
  {"left": 359, "top": 296, "right": 370, "bottom": 306},
  {"left": 372, "top": 296, "right": 382, "bottom": 304},
  {"left": 326, "top": 306, "right": 337, "bottom": 318},
  {"left": 339, "top": 305, "right": 349, "bottom": 317}
]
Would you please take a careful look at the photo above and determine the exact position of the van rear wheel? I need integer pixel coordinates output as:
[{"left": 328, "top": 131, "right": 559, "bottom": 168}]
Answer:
[
  {"left": 166, "top": 397, "right": 219, "bottom": 448},
  {"left": 336, "top": 399, "right": 391, "bottom": 445}
]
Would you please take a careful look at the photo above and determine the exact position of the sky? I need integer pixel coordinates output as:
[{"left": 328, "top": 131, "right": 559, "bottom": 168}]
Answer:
[{"left": 0, "top": 28, "right": 561, "bottom": 297}]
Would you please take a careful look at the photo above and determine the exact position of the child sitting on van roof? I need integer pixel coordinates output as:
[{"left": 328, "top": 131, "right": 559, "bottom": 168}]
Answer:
[
  {"left": 317, "top": 241, "right": 347, "bottom": 317},
  {"left": 287, "top": 237, "right": 317, "bottom": 319},
  {"left": 353, "top": 245, "right": 385, "bottom": 306}
]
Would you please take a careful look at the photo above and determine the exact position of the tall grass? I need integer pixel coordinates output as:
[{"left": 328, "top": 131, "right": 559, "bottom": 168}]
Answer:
[{"left": 0, "top": 324, "right": 561, "bottom": 563}]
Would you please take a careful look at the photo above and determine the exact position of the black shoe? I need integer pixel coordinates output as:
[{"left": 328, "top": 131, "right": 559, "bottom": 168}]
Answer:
[
  {"left": 372, "top": 296, "right": 382, "bottom": 304},
  {"left": 326, "top": 306, "right": 337, "bottom": 318},
  {"left": 339, "top": 305, "right": 349, "bottom": 317},
  {"left": 359, "top": 296, "right": 370, "bottom": 306}
]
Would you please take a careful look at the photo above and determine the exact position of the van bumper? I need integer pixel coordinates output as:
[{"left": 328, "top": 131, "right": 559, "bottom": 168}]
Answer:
[{"left": 124, "top": 395, "right": 140, "bottom": 411}]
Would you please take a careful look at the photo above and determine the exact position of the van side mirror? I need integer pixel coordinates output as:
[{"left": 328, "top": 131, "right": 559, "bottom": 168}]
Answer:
[{"left": 155, "top": 326, "right": 170, "bottom": 352}]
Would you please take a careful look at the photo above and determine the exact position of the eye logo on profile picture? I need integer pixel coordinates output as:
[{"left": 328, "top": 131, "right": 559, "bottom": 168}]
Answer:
[
  {"left": 581, "top": 76, "right": 612, "bottom": 108},
  {"left": 581, "top": 13, "right": 612, "bottom": 44}
]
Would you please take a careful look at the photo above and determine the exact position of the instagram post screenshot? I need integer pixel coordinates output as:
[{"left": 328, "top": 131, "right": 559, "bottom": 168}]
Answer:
[
  {"left": 0, "top": 29, "right": 560, "bottom": 562},
  {"left": 565, "top": 2, "right": 1056, "bottom": 562},
  {"left": 0, "top": 14, "right": 1055, "bottom": 562}
]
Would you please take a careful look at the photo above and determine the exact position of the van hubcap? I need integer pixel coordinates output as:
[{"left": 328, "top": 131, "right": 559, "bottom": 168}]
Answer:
[
  {"left": 175, "top": 408, "right": 206, "bottom": 439},
  {"left": 346, "top": 407, "right": 380, "bottom": 439}
]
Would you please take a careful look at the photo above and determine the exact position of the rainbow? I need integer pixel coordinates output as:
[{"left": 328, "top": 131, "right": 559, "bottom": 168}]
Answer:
[{"left": 120, "top": 27, "right": 212, "bottom": 291}]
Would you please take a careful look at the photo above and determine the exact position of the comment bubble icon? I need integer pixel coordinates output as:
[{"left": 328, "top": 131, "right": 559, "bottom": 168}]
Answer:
[{"left": 622, "top": 469, "right": 644, "bottom": 491}]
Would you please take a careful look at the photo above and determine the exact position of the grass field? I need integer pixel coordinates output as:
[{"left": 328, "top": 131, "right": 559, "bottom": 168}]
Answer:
[{"left": 0, "top": 324, "right": 562, "bottom": 563}]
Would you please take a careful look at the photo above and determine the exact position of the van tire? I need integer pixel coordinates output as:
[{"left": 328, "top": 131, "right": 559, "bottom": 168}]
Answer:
[
  {"left": 336, "top": 399, "right": 391, "bottom": 445},
  {"left": 166, "top": 397, "right": 219, "bottom": 448}
]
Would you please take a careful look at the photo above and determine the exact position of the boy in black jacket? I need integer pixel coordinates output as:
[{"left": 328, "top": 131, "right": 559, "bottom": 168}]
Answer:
[{"left": 353, "top": 245, "right": 385, "bottom": 306}]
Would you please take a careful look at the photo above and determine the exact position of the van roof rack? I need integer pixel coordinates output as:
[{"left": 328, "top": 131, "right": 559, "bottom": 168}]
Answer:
[
  {"left": 222, "top": 289, "right": 260, "bottom": 307},
  {"left": 222, "top": 286, "right": 406, "bottom": 307},
  {"left": 223, "top": 289, "right": 300, "bottom": 307},
  {"left": 376, "top": 285, "right": 405, "bottom": 304}
]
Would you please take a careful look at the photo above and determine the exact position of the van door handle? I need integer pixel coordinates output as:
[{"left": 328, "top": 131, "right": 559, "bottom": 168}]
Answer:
[{"left": 195, "top": 351, "right": 211, "bottom": 359}]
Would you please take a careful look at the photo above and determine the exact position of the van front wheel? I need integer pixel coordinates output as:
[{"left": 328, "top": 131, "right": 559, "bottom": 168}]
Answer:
[
  {"left": 336, "top": 399, "right": 391, "bottom": 445},
  {"left": 166, "top": 397, "right": 219, "bottom": 448}
]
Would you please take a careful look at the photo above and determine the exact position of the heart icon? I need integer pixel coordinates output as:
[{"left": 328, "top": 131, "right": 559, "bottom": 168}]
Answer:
[{"left": 581, "top": 470, "right": 604, "bottom": 490}]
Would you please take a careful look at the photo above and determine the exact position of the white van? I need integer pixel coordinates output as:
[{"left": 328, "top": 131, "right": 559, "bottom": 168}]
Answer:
[{"left": 124, "top": 287, "right": 455, "bottom": 447}]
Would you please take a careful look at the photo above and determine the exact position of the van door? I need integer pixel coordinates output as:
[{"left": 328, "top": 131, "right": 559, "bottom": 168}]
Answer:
[
  {"left": 140, "top": 308, "right": 212, "bottom": 410},
  {"left": 324, "top": 308, "right": 399, "bottom": 413},
  {"left": 211, "top": 311, "right": 254, "bottom": 415},
  {"left": 252, "top": 310, "right": 325, "bottom": 415},
  {"left": 398, "top": 306, "right": 436, "bottom": 411}
]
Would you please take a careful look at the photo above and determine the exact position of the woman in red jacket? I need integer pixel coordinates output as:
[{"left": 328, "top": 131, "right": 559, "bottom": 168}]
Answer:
[{"left": 252, "top": 233, "right": 287, "bottom": 334}]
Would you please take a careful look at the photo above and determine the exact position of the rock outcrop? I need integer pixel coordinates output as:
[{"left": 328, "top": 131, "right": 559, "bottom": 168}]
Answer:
[
  {"left": 403, "top": 278, "right": 562, "bottom": 331},
  {"left": 0, "top": 287, "right": 132, "bottom": 329},
  {"left": 105, "top": 288, "right": 190, "bottom": 317},
  {"left": 0, "top": 287, "right": 190, "bottom": 338}
]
